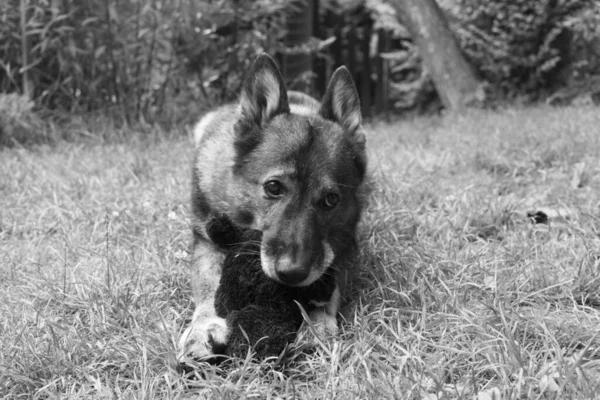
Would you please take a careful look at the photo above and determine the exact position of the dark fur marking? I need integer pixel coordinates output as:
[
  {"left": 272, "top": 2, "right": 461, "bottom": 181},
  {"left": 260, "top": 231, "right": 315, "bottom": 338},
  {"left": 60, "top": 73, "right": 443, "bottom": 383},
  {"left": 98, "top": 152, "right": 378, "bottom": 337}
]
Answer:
[
  {"left": 296, "top": 137, "right": 317, "bottom": 184},
  {"left": 353, "top": 152, "right": 367, "bottom": 179},
  {"left": 265, "top": 237, "right": 285, "bottom": 258},
  {"left": 234, "top": 209, "right": 255, "bottom": 226},
  {"left": 191, "top": 165, "right": 212, "bottom": 218},
  {"left": 191, "top": 189, "right": 211, "bottom": 219},
  {"left": 233, "top": 122, "right": 263, "bottom": 169},
  {"left": 206, "top": 216, "right": 247, "bottom": 248}
]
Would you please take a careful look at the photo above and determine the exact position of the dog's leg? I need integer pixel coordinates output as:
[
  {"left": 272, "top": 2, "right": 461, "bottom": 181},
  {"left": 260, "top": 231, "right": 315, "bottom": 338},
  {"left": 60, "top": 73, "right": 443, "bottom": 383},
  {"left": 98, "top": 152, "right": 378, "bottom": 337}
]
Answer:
[
  {"left": 307, "top": 247, "right": 354, "bottom": 337},
  {"left": 308, "top": 285, "right": 341, "bottom": 336},
  {"left": 177, "top": 240, "right": 228, "bottom": 361}
]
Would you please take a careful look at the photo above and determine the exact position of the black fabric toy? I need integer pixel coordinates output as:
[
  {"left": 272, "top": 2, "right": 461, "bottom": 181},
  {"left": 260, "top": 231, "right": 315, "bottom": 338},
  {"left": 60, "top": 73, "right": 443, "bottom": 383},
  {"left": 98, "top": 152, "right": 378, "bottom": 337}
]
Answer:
[{"left": 205, "top": 216, "right": 336, "bottom": 359}]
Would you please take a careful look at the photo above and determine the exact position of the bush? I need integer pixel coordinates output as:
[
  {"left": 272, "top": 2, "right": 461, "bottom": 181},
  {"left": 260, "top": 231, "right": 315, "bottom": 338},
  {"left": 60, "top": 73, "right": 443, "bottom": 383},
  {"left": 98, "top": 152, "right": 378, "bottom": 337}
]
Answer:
[
  {"left": 443, "top": 0, "right": 600, "bottom": 99},
  {"left": 173, "top": 0, "right": 294, "bottom": 106},
  {"left": 0, "top": 0, "right": 296, "bottom": 126},
  {"left": 1, "top": 0, "right": 183, "bottom": 124},
  {"left": 0, "top": 93, "right": 46, "bottom": 147},
  {"left": 330, "top": 0, "right": 600, "bottom": 108},
  {"left": 560, "top": 4, "right": 600, "bottom": 83}
]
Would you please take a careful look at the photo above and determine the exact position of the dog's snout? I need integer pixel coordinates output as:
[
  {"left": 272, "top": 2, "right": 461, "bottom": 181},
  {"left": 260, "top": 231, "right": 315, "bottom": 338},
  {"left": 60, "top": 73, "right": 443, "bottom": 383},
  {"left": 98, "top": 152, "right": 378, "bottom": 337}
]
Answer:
[
  {"left": 265, "top": 234, "right": 315, "bottom": 285},
  {"left": 275, "top": 263, "right": 310, "bottom": 285}
]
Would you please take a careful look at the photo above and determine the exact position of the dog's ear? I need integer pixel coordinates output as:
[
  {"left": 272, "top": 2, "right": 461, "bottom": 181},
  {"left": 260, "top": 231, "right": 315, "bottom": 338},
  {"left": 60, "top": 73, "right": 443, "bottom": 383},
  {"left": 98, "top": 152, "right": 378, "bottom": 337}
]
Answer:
[
  {"left": 238, "top": 54, "right": 290, "bottom": 127},
  {"left": 320, "top": 66, "right": 362, "bottom": 134}
]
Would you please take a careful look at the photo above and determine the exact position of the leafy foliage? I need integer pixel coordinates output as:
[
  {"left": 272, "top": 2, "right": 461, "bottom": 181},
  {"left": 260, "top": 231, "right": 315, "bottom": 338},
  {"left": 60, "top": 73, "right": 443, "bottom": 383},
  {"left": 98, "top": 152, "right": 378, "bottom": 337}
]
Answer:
[
  {"left": 0, "top": 93, "right": 45, "bottom": 146},
  {"left": 173, "top": 0, "right": 294, "bottom": 106},
  {"left": 2, "top": 0, "right": 599, "bottom": 126},
  {"left": 444, "top": 0, "right": 600, "bottom": 99},
  {"left": 0, "top": 0, "right": 296, "bottom": 125}
]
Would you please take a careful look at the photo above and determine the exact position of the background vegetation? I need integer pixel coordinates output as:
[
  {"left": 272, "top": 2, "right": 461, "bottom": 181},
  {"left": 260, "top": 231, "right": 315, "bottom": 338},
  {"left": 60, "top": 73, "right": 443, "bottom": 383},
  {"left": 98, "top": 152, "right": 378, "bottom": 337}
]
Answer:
[
  {"left": 0, "top": 0, "right": 295, "bottom": 130},
  {"left": 2, "top": 1, "right": 600, "bottom": 398},
  {"left": 1, "top": 0, "right": 600, "bottom": 145},
  {"left": 445, "top": 0, "right": 600, "bottom": 101}
]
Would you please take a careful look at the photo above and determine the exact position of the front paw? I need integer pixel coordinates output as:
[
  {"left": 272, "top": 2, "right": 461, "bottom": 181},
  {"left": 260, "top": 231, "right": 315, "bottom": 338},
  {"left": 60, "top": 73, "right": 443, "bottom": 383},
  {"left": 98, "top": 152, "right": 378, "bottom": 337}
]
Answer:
[
  {"left": 296, "top": 308, "right": 339, "bottom": 348},
  {"left": 177, "top": 316, "right": 230, "bottom": 363},
  {"left": 308, "top": 307, "right": 339, "bottom": 337}
]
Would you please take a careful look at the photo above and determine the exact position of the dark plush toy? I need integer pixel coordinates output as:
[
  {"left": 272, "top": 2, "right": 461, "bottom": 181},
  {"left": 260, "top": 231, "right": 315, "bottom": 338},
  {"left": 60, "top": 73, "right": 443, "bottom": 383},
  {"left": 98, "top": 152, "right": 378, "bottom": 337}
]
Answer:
[{"left": 205, "top": 216, "right": 336, "bottom": 359}]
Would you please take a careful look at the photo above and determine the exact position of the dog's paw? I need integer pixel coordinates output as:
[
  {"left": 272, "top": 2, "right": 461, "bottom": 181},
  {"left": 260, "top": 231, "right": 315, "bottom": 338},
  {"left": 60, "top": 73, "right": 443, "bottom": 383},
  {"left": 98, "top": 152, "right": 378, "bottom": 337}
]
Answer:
[
  {"left": 308, "top": 307, "right": 339, "bottom": 337},
  {"left": 177, "top": 316, "right": 229, "bottom": 363},
  {"left": 295, "top": 309, "right": 338, "bottom": 352}
]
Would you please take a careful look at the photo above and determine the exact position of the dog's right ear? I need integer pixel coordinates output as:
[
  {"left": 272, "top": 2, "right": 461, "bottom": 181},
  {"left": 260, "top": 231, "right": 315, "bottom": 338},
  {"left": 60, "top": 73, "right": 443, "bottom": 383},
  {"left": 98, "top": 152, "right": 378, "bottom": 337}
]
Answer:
[{"left": 238, "top": 54, "right": 290, "bottom": 128}]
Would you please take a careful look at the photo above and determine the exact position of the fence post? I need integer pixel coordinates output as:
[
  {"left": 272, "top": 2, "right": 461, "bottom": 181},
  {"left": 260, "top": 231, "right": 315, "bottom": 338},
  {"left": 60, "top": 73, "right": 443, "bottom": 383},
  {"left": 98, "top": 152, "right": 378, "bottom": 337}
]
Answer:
[
  {"left": 360, "top": 25, "right": 372, "bottom": 119},
  {"left": 376, "top": 30, "right": 391, "bottom": 120},
  {"left": 313, "top": 0, "right": 330, "bottom": 98},
  {"left": 284, "top": 0, "right": 313, "bottom": 93},
  {"left": 347, "top": 27, "right": 357, "bottom": 81},
  {"left": 332, "top": 12, "right": 343, "bottom": 71}
]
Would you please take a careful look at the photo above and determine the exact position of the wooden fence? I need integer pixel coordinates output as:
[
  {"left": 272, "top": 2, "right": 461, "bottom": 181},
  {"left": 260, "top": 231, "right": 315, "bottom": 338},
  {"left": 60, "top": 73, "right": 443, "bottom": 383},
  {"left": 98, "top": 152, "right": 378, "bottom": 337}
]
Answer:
[{"left": 279, "top": 2, "right": 396, "bottom": 120}]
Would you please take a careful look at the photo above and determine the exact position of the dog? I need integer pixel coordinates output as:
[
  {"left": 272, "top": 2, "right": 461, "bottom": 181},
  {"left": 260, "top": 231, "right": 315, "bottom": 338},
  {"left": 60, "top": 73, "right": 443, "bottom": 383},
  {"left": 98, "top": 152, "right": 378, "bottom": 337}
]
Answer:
[{"left": 177, "top": 53, "right": 367, "bottom": 363}]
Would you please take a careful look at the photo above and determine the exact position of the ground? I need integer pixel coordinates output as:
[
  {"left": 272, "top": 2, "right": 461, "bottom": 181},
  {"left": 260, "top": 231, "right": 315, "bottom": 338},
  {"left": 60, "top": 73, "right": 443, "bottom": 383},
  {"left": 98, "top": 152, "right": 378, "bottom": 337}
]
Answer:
[{"left": 1, "top": 105, "right": 600, "bottom": 399}]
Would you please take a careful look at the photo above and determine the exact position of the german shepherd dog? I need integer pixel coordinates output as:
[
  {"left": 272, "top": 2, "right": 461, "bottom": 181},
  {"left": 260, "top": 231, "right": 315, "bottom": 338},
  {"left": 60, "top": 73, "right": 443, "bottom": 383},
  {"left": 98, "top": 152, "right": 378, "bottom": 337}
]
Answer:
[{"left": 177, "top": 54, "right": 367, "bottom": 362}]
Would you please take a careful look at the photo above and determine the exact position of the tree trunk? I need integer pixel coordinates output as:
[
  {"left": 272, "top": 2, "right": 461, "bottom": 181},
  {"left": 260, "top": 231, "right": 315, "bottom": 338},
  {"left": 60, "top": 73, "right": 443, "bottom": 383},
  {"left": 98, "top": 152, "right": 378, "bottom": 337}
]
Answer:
[{"left": 389, "top": 0, "right": 482, "bottom": 111}]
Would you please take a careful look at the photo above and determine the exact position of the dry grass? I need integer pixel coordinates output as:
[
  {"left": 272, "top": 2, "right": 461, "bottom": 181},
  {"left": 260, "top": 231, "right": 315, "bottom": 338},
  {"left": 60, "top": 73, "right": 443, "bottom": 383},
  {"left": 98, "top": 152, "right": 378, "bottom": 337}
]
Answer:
[{"left": 2, "top": 105, "right": 600, "bottom": 399}]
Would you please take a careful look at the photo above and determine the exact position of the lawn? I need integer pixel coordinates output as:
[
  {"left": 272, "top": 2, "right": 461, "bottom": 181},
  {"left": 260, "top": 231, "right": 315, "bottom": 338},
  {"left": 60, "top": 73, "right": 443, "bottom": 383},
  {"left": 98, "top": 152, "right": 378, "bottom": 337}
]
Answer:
[{"left": 2, "top": 105, "right": 600, "bottom": 399}]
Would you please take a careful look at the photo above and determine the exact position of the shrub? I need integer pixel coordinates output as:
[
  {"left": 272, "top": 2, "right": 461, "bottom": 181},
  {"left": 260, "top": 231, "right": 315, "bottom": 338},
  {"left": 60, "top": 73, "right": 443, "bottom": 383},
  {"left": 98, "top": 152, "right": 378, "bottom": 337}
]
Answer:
[
  {"left": 0, "top": 93, "right": 46, "bottom": 147},
  {"left": 0, "top": 0, "right": 183, "bottom": 124},
  {"left": 444, "top": 0, "right": 600, "bottom": 99},
  {"left": 326, "top": 0, "right": 600, "bottom": 108},
  {"left": 560, "top": 4, "right": 600, "bottom": 83},
  {"left": 0, "top": 0, "right": 296, "bottom": 126},
  {"left": 173, "top": 0, "right": 294, "bottom": 107}
]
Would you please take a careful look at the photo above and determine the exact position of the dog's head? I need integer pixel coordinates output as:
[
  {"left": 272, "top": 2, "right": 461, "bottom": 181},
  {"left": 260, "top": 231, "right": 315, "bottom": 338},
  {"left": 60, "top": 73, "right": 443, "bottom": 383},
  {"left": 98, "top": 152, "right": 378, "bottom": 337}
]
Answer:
[{"left": 231, "top": 54, "right": 366, "bottom": 287}]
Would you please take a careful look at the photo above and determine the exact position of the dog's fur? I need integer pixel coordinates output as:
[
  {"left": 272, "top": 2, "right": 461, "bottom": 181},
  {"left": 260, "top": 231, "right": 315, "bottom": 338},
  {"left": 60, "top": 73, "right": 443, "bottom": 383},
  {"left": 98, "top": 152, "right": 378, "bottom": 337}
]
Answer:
[{"left": 177, "top": 54, "right": 367, "bottom": 362}]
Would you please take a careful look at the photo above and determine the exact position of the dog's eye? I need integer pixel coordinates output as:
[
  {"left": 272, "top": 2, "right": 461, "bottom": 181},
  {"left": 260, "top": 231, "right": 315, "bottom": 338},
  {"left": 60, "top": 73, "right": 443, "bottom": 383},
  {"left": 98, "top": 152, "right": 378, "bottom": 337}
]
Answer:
[
  {"left": 264, "top": 180, "right": 284, "bottom": 198},
  {"left": 323, "top": 193, "right": 339, "bottom": 209}
]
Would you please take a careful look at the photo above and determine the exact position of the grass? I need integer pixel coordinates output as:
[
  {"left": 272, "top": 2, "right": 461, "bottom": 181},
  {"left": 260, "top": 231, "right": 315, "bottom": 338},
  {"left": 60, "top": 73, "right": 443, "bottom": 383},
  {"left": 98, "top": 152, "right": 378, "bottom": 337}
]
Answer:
[{"left": 2, "top": 104, "right": 600, "bottom": 399}]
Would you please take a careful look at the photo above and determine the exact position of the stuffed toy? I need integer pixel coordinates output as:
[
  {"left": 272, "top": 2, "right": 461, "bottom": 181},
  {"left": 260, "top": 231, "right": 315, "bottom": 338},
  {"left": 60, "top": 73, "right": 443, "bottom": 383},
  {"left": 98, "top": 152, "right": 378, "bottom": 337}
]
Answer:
[{"left": 205, "top": 216, "right": 336, "bottom": 359}]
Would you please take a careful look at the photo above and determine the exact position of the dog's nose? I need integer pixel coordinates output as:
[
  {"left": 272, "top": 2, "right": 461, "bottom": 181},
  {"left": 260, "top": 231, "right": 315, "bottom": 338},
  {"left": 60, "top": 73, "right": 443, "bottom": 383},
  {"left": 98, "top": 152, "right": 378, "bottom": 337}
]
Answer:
[{"left": 276, "top": 266, "right": 309, "bottom": 285}]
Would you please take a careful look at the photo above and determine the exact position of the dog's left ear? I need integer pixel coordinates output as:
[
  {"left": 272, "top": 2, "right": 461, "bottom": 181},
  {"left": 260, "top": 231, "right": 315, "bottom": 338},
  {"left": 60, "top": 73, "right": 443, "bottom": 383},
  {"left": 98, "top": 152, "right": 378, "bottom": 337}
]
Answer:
[
  {"left": 320, "top": 67, "right": 362, "bottom": 134},
  {"left": 238, "top": 54, "right": 290, "bottom": 127}
]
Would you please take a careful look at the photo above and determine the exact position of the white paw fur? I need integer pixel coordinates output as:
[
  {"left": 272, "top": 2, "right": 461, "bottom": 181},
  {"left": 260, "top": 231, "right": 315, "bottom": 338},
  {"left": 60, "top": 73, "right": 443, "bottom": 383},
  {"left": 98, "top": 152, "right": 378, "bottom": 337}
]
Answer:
[
  {"left": 300, "top": 286, "right": 341, "bottom": 341},
  {"left": 177, "top": 316, "right": 229, "bottom": 361},
  {"left": 308, "top": 307, "right": 339, "bottom": 336}
]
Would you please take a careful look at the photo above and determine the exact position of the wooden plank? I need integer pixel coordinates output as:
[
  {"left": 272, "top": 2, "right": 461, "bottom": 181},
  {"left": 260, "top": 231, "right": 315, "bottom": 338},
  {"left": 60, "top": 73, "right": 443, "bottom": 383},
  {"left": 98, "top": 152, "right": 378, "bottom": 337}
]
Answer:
[
  {"left": 377, "top": 30, "right": 391, "bottom": 120},
  {"left": 284, "top": 0, "right": 313, "bottom": 93},
  {"left": 311, "top": 0, "right": 320, "bottom": 96},
  {"left": 360, "top": 25, "right": 372, "bottom": 119},
  {"left": 347, "top": 27, "right": 356, "bottom": 79},
  {"left": 333, "top": 13, "right": 343, "bottom": 69},
  {"left": 375, "top": 29, "right": 386, "bottom": 113}
]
